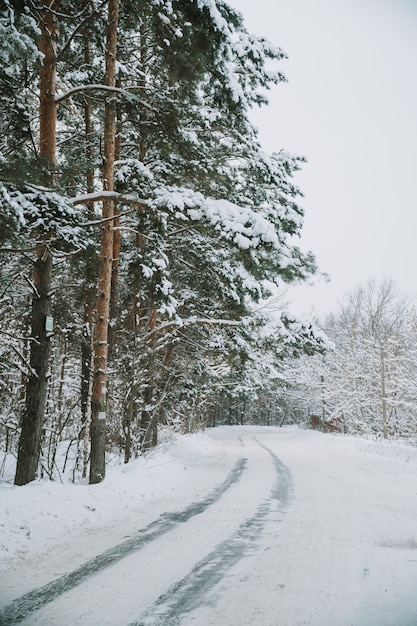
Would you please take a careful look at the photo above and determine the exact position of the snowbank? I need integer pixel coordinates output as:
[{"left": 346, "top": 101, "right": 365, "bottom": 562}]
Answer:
[{"left": 0, "top": 430, "right": 238, "bottom": 572}]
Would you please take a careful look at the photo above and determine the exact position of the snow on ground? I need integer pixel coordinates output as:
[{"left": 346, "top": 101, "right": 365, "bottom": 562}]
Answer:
[
  {"left": 0, "top": 429, "right": 239, "bottom": 576},
  {"left": 1, "top": 426, "right": 417, "bottom": 625}
]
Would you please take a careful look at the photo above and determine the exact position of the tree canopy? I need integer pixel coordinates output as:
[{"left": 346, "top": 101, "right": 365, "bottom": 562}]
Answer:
[{"left": 0, "top": 0, "right": 326, "bottom": 484}]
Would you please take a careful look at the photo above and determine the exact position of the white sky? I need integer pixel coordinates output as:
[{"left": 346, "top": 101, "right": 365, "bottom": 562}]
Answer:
[{"left": 229, "top": 0, "right": 417, "bottom": 316}]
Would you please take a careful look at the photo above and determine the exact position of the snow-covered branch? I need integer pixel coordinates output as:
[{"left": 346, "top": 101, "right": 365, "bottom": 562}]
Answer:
[
  {"left": 55, "top": 84, "right": 155, "bottom": 107},
  {"left": 71, "top": 190, "right": 145, "bottom": 207},
  {"left": 10, "top": 343, "right": 39, "bottom": 378},
  {"left": 138, "top": 316, "right": 242, "bottom": 344}
]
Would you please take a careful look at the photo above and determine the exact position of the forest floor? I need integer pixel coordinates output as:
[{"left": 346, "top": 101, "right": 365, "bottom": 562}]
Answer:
[{"left": 1, "top": 426, "right": 417, "bottom": 625}]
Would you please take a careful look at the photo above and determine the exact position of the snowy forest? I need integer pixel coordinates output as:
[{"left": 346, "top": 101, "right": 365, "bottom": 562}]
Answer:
[
  {"left": 0, "top": 1, "right": 415, "bottom": 488},
  {"left": 283, "top": 280, "right": 417, "bottom": 441}
]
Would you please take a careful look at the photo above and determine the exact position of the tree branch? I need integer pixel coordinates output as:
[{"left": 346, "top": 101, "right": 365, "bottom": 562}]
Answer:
[
  {"left": 10, "top": 344, "right": 39, "bottom": 379},
  {"left": 0, "top": 329, "right": 28, "bottom": 342},
  {"left": 55, "top": 84, "right": 155, "bottom": 108},
  {"left": 71, "top": 190, "right": 144, "bottom": 206},
  {"left": 0, "top": 247, "right": 39, "bottom": 254},
  {"left": 138, "top": 316, "right": 242, "bottom": 345}
]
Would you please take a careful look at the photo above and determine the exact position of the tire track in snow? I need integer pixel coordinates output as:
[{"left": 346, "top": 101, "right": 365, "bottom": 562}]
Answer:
[
  {"left": 130, "top": 439, "right": 292, "bottom": 626},
  {"left": 0, "top": 458, "right": 247, "bottom": 626}
]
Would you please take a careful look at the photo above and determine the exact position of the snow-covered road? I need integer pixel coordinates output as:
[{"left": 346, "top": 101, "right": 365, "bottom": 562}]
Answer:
[{"left": 1, "top": 427, "right": 417, "bottom": 625}]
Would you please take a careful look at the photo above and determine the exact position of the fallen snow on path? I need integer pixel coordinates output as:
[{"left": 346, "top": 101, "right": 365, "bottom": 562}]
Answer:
[
  {"left": 1, "top": 427, "right": 417, "bottom": 625},
  {"left": 0, "top": 431, "right": 240, "bottom": 582}
]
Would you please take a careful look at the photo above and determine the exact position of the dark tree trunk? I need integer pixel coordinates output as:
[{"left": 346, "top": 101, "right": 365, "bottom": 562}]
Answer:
[
  {"left": 14, "top": 4, "right": 59, "bottom": 485},
  {"left": 81, "top": 298, "right": 94, "bottom": 423},
  {"left": 15, "top": 248, "right": 52, "bottom": 485},
  {"left": 140, "top": 308, "right": 158, "bottom": 451}
]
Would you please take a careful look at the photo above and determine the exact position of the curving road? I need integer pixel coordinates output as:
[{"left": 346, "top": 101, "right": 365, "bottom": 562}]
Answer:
[{"left": 1, "top": 428, "right": 417, "bottom": 625}]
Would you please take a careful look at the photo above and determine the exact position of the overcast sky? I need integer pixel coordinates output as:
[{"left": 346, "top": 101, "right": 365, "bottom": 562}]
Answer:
[{"left": 229, "top": 0, "right": 417, "bottom": 316}]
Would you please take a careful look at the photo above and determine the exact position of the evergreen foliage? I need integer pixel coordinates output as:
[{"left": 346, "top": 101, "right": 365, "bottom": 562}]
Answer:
[{"left": 0, "top": 0, "right": 326, "bottom": 483}]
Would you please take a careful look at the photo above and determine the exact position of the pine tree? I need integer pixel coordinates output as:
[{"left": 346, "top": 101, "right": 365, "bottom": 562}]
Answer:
[
  {"left": 90, "top": 0, "right": 323, "bottom": 460},
  {"left": 1, "top": 1, "right": 91, "bottom": 484},
  {"left": 89, "top": 0, "right": 120, "bottom": 484},
  {"left": 1, "top": 0, "right": 326, "bottom": 481}
]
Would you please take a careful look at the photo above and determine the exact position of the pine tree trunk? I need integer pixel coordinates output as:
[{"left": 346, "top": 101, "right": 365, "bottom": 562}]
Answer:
[
  {"left": 57, "top": 332, "right": 67, "bottom": 439},
  {"left": 82, "top": 326, "right": 94, "bottom": 479},
  {"left": 14, "top": 5, "right": 58, "bottom": 485},
  {"left": 108, "top": 76, "right": 122, "bottom": 360},
  {"left": 15, "top": 248, "right": 52, "bottom": 485},
  {"left": 81, "top": 298, "right": 94, "bottom": 424},
  {"left": 123, "top": 255, "right": 143, "bottom": 463},
  {"left": 89, "top": 0, "right": 119, "bottom": 484},
  {"left": 140, "top": 308, "right": 158, "bottom": 451},
  {"left": 38, "top": 7, "right": 58, "bottom": 182}
]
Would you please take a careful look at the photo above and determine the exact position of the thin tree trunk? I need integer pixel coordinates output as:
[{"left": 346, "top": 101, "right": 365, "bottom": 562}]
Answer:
[
  {"left": 18, "top": 297, "right": 31, "bottom": 413},
  {"left": 82, "top": 323, "right": 94, "bottom": 479},
  {"left": 57, "top": 333, "right": 67, "bottom": 439},
  {"left": 123, "top": 288, "right": 142, "bottom": 464},
  {"left": 89, "top": 0, "right": 119, "bottom": 484},
  {"left": 81, "top": 298, "right": 94, "bottom": 424},
  {"left": 14, "top": 5, "right": 59, "bottom": 485},
  {"left": 380, "top": 345, "right": 388, "bottom": 439},
  {"left": 108, "top": 76, "right": 122, "bottom": 359},
  {"left": 123, "top": 399, "right": 132, "bottom": 464},
  {"left": 140, "top": 308, "right": 158, "bottom": 451}
]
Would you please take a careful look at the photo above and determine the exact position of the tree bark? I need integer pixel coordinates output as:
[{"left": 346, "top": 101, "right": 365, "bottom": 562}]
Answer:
[
  {"left": 38, "top": 6, "right": 58, "bottom": 182},
  {"left": 140, "top": 307, "right": 158, "bottom": 451},
  {"left": 89, "top": 0, "right": 119, "bottom": 484},
  {"left": 15, "top": 248, "right": 52, "bottom": 484},
  {"left": 14, "top": 4, "right": 59, "bottom": 485}
]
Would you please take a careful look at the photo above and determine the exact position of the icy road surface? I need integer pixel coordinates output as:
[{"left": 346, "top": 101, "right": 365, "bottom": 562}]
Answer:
[{"left": 1, "top": 427, "right": 417, "bottom": 625}]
